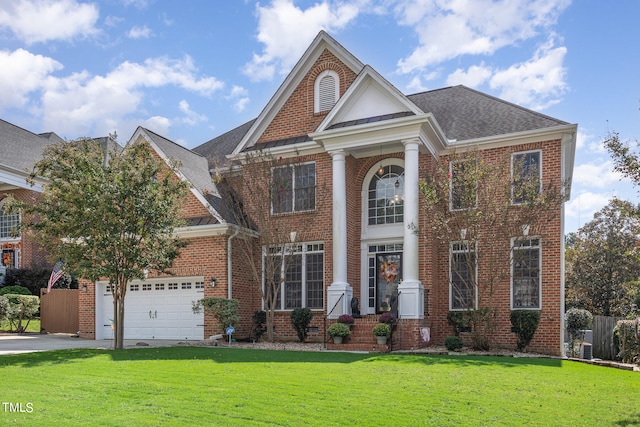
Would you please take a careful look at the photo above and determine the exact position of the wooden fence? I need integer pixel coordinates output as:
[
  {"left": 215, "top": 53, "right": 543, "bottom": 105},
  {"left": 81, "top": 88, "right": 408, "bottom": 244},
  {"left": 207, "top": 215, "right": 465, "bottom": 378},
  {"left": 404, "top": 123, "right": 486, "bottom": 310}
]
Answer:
[
  {"left": 592, "top": 315, "right": 623, "bottom": 360},
  {"left": 40, "top": 288, "right": 79, "bottom": 334}
]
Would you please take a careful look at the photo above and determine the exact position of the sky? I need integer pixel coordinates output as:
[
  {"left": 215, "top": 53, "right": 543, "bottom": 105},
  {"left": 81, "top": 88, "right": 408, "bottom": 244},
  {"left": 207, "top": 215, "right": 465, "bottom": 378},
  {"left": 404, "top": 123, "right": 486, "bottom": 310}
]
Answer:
[{"left": 0, "top": 0, "right": 639, "bottom": 234}]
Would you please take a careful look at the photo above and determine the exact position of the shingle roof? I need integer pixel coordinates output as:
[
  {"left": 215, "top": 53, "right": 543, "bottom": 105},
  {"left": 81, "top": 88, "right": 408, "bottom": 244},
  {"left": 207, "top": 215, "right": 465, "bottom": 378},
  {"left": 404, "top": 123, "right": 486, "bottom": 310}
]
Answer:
[
  {"left": 142, "top": 127, "right": 241, "bottom": 225},
  {"left": 193, "top": 119, "right": 257, "bottom": 167},
  {"left": 0, "top": 118, "right": 62, "bottom": 173},
  {"left": 192, "top": 85, "right": 570, "bottom": 162},
  {"left": 407, "top": 85, "right": 569, "bottom": 142}
]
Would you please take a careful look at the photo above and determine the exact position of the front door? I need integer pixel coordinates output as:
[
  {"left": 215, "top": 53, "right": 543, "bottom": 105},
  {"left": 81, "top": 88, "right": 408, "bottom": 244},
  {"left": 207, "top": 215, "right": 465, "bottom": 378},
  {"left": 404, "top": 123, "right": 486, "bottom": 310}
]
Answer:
[{"left": 367, "top": 244, "right": 403, "bottom": 315}]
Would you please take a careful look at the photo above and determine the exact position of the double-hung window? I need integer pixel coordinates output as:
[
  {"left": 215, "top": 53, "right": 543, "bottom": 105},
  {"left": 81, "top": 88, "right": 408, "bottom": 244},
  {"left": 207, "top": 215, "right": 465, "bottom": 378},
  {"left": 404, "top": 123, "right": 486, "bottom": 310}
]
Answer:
[
  {"left": 0, "top": 199, "right": 19, "bottom": 240},
  {"left": 450, "top": 241, "right": 476, "bottom": 310},
  {"left": 511, "top": 237, "right": 541, "bottom": 309},
  {"left": 271, "top": 163, "right": 316, "bottom": 214},
  {"left": 512, "top": 150, "right": 541, "bottom": 204},
  {"left": 450, "top": 159, "right": 477, "bottom": 210},
  {"left": 264, "top": 243, "right": 324, "bottom": 310}
]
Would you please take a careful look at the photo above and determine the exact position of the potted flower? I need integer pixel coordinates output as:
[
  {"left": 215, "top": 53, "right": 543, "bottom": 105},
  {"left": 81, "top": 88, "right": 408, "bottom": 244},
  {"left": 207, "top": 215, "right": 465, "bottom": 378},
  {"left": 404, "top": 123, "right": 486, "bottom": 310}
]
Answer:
[
  {"left": 378, "top": 312, "right": 395, "bottom": 324},
  {"left": 372, "top": 323, "right": 391, "bottom": 345},
  {"left": 338, "top": 314, "right": 355, "bottom": 328},
  {"left": 327, "top": 322, "right": 350, "bottom": 344}
]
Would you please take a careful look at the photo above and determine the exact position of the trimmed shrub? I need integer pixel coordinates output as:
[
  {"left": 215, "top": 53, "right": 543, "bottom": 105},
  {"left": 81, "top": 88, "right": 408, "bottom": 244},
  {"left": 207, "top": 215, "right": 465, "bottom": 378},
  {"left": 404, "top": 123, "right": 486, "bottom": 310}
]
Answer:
[
  {"left": 444, "top": 335, "right": 464, "bottom": 351},
  {"left": 510, "top": 310, "right": 541, "bottom": 352},
  {"left": 290, "top": 307, "right": 313, "bottom": 342},
  {"left": 565, "top": 308, "right": 593, "bottom": 357},
  {"left": 2, "top": 267, "right": 77, "bottom": 295},
  {"left": 447, "top": 311, "right": 471, "bottom": 336},
  {"left": 4, "top": 294, "right": 39, "bottom": 332},
  {"left": 0, "top": 285, "right": 31, "bottom": 296},
  {"left": 193, "top": 298, "right": 239, "bottom": 334},
  {"left": 251, "top": 310, "right": 267, "bottom": 342},
  {"left": 0, "top": 295, "right": 8, "bottom": 322},
  {"left": 613, "top": 318, "right": 639, "bottom": 364}
]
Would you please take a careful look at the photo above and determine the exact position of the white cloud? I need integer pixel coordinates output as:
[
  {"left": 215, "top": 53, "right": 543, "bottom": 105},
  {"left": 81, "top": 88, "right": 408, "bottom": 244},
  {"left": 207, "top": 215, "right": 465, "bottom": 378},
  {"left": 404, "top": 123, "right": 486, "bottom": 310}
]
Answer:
[
  {"left": 37, "top": 55, "right": 223, "bottom": 137},
  {"left": 243, "top": 0, "right": 364, "bottom": 81},
  {"left": 226, "top": 85, "right": 250, "bottom": 112},
  {"left": 565, "top": 191, "right": 614, "bottom": 231},
  {"left": 142, "top": 116, "right": 171, "bottom": 135},
  {"left": 394, "top": 0, "right": 571, "bottom": 74},
  {"left": 178, "top": 100, "right": 207, "bottom": 126},
  {"left": 489, "top": 36, "right": 567, "bottom": 110},
  {"left": 446, "top": 63, "right": 492, "bottom": 87},
  {"left": 0, "top": 0, "right": 99, "bottom": 44},
  {"left": 0, "top": 49, "right": 62, "bottom": 110},
  {"left": 573, "top": 160, "right": 623, "bottom": 190},
  {"left": 127, "top": 25, "right": 153, "bottom": 39}
]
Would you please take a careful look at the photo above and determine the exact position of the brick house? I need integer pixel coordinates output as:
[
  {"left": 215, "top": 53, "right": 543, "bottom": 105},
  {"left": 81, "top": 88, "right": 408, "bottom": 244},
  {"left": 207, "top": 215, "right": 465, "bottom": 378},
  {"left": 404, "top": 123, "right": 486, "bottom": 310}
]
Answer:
[
  {"left": 193, "top": 31, "right": 577, "bottom": 355},
  {"left": 0, "top": 119, "right": 61, "bottom": 280},
  {"left": 6, "top": 31, "right": 576, "bottom": 355}
]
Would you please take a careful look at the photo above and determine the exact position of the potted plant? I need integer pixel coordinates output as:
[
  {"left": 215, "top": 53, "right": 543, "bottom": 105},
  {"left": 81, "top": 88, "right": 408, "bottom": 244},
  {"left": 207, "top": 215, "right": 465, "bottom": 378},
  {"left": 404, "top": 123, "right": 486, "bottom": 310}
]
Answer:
[
  {"left": 373, "top": 323, "right": 391, "bottom": 345},
  {"left": 327, "top": 322, "right": 350, "bottom": 344},
  {"left": 338, "top": 314, "right": 355, "bottom": 328},
  {"left": 378, "top": 312, "right": 395, "bottom": 324}
]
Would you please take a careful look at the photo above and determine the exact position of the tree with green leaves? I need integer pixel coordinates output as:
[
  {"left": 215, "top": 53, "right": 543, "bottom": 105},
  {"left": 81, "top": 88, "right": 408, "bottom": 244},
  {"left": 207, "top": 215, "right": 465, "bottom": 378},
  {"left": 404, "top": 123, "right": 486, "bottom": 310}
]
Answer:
[
  {"left": 565, "top": 198, "right": 640, "bottom": 317},
  {"left": 420, "top": 149, "right": 565, "bottom": 350},
  {"left": 8, "top": 137, "right": 188, "bottom": 349}
]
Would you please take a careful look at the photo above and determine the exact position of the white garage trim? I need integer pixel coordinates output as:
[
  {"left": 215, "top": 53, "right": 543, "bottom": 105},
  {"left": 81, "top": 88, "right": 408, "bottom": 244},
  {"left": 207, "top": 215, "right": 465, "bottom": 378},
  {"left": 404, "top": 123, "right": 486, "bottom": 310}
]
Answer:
[{"left": 95, "top": 276, "right": 205, "bottom": 341}]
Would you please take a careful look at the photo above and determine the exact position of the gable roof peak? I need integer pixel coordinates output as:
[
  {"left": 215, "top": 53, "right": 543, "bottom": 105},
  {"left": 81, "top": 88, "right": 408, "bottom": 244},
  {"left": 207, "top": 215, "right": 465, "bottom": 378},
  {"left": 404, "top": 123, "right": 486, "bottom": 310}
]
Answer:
[{"left": 231, "top": 30, "right": 365, "bottom": 155}]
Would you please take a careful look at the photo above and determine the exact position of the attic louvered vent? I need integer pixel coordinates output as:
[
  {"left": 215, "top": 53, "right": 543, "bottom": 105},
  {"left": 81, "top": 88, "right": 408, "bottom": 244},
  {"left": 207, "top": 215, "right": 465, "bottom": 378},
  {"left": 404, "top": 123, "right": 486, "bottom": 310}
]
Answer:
[{"left": 314, "top": 70, "right": 339, "bottom": 113}]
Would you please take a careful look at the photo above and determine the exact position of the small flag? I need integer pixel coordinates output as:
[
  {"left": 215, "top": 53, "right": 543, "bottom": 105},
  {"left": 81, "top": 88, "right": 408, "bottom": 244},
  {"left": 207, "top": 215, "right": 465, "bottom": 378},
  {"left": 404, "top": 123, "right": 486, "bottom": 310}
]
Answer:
[{"left": 47, "top": 261, "right": 64, "bottom": 293}]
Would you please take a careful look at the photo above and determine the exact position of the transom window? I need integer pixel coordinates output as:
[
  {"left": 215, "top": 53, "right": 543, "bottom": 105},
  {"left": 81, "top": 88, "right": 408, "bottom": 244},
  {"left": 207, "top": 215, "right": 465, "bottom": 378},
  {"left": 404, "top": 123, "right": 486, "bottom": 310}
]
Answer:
[
  {"left": 264, "top": 242, "right": 324, "bottom": 310},
  {"left": 0, "top": 199, "right": 19, "bottom": 240},
  {"left": 512, "top": 150, "right": 541, "bottom": 204},
  {"left": 450, "top": 241, "right": 476, "bottom": 310},
  {"left": 512, "top": 237, "right": 541, "bottom": 309},
  {"left": 368, "top": 165, "right": 405, "bottom": 225},
  {"left": 271, "top": 163, "right": 316, "bottom": 214}
]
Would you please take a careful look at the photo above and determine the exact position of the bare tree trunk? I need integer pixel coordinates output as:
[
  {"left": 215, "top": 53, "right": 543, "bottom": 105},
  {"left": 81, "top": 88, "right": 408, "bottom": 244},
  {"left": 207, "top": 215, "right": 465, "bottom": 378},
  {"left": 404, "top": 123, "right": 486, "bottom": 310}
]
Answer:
[{"left": 116, "top": 296, "right": 125, "bottom": 349}]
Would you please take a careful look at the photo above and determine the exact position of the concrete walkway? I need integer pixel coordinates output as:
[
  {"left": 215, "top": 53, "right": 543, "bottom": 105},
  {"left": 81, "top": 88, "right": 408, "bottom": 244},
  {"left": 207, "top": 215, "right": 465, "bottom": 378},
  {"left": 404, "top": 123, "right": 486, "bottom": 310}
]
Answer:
[{"left": 0, "top": 333, "right": 184, "bottom": 355}]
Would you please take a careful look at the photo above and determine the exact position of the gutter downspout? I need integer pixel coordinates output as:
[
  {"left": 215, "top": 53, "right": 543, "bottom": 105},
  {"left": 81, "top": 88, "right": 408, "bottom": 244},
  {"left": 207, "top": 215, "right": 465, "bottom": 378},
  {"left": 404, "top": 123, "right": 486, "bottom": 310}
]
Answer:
[{"left": 228, "top": 226, "right": 240, "bottom": 299}]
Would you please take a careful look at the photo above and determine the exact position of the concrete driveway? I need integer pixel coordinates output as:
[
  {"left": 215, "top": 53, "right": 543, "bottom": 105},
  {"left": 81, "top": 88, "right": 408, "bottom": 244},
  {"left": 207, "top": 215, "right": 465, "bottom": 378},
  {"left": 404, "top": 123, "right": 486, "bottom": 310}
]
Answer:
[{"left": 0, "top": 333, "right": 184, "bottom": 355}]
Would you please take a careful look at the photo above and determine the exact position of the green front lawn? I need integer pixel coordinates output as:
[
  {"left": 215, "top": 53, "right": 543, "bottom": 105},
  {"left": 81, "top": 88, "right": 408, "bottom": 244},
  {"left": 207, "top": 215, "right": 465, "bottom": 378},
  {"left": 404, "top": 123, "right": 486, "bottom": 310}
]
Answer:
[
  {"left": 0, "top": 347, "right": 637, "bottom": 426},
  {"left": 0, "top": 318, "right": 40, "bottom": 333}
]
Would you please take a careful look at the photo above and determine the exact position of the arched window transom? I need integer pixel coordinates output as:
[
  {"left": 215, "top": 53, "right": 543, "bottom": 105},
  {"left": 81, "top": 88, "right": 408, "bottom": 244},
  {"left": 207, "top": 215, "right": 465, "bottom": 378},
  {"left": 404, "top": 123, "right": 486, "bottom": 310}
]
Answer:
[{"left": 368, "top": 165, "right": 405, "bottom": 225}]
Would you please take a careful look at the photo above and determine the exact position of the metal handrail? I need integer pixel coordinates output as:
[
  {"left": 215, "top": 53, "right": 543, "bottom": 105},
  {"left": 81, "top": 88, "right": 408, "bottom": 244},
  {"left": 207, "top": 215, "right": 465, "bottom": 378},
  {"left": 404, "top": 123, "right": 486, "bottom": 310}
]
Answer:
[{"left": 323, "top": 292, "right": 345, "bottom": 350}]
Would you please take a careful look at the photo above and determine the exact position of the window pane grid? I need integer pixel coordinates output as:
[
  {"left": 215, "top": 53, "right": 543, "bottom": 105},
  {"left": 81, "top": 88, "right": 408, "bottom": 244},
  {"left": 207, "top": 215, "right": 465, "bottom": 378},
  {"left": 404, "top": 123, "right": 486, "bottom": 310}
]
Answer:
[
  {"left": 450, "top": 242, "right": 476, "bottom": 310},
  {"left": 0, "top": 203, "right": 19, "bottom": 239},
  {"left": 368, "top": 165, "right": 404, "bottom": 225},
  {"left": 513, "top": 240, "right": 541, "bottom": 308},
  {"left": 272, "top": 164, "right": 316, "bottom": 214}
]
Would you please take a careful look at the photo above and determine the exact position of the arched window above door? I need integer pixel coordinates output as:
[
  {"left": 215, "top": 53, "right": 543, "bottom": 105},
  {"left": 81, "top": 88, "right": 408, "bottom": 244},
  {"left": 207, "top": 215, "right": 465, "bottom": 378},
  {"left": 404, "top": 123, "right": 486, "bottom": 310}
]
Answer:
[{"left": 368, "top": 164, "right": 405, "bottom": 225}]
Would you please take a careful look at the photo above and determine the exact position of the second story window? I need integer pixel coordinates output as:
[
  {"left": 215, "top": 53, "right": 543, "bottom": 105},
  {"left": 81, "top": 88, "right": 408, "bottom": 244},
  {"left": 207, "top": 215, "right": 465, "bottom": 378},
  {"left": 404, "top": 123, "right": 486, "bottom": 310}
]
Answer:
[
  {"left": 450, "top": 159, "right": 477, "bottom": 210},
  {"left": 368, "top": 165, "right": 404, "bottom": 225},
  {"left": 272, "top": 163, "right": 316, "bottom": 214},
  {"left": 512, "top": 150, "right": 541, "bottom": 204}
]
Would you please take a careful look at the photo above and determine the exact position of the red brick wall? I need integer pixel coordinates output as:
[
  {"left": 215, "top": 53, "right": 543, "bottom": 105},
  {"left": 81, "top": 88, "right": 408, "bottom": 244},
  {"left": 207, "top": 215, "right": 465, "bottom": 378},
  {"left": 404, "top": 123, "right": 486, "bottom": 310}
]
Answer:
[{"left": 258, "top": 49, "right": 358, "bottom": 143}]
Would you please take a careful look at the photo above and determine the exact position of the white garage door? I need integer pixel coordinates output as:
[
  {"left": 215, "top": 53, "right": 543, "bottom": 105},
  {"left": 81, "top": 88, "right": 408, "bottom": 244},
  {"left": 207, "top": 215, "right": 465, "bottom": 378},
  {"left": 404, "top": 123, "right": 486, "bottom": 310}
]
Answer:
[{"left": 96, "top": 277, "right": 205, "bottom": 340}]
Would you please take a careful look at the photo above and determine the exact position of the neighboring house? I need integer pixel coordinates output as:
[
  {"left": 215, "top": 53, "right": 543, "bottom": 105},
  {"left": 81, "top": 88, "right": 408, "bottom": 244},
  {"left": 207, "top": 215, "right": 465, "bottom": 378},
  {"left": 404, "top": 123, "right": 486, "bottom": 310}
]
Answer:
[
  {"left": 192, "top": 31, "right": 576, "bottom": 355},
  {"left": 0, "top": 119, "right": 61, "bottom": 281}
]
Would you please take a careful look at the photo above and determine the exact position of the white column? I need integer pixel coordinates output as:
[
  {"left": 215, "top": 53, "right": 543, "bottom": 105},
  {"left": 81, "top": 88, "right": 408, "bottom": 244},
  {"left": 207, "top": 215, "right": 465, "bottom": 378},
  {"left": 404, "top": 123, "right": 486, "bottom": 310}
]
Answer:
[
  {"left": 326, "top": 150, "right": 352, "bottom": 318},
  {"left": 399, "top": 139, "right": 424, "bottom": 319}
]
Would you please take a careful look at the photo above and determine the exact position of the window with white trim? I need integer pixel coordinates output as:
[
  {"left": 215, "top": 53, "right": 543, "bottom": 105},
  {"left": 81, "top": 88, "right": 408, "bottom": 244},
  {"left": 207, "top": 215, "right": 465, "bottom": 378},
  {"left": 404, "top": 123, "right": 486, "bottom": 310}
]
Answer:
[
  {"left": 314, "top": 70, "right": 339, "bottom": 113},
  {"left": 0, "top": 199, "right": 19, "bottom": 240},
  {"left": 512, "top": 150, "right": 541, "bottom": 204},
  {"left": 368, "top": 165, "right": 405, "bottom": 225},
  {"left": 450, "top": 159, "right": 477, "bottom": 210},
  {"left": 450, "top": 241, "right": 476, "bottom": 310},
  {"left": 271, "top": 163, "right": 316, "bottom": 214},
  {"left": 264, "top": 243, "right": 324, "bottom": 310},
  {"left": 512, "top": 237, "right": 541, "bottom": 309}
]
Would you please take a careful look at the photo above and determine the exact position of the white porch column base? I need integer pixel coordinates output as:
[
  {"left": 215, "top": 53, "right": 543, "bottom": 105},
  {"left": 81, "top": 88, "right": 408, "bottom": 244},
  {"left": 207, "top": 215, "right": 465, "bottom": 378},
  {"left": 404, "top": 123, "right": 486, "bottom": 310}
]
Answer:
[
  {"left": 397, "top": 280, "right": 424, "bottom": 319},
  {"left": 327, "top": 282, "right": 353, "bottom": 319}
]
